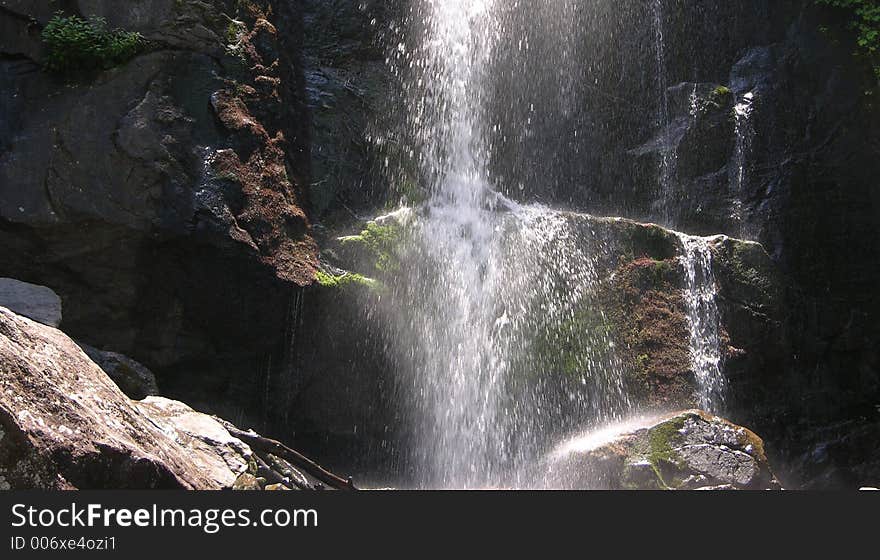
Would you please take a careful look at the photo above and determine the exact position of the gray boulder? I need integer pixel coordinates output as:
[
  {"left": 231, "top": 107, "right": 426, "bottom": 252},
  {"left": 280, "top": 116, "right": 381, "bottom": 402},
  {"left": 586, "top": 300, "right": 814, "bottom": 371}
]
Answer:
[
  {"left": 134, "top": 396, "right": 254, "bottom": 489},
  {"left": 0, "top": 278, "right": 62, "bottom": 327},
  {"left": 0, "top": 306, "right": 249, "bottom": 489}
]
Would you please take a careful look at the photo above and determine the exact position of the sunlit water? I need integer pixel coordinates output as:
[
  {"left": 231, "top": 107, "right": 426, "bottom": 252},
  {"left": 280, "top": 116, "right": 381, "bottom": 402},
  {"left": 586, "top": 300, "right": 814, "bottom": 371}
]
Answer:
[{"left": 376, "top": 0, "right": 728, "bottom": 489}]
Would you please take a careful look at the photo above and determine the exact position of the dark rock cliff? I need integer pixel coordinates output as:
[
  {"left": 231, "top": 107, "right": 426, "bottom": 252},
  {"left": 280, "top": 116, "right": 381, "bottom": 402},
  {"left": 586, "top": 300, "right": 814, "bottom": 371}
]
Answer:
[{"left": 0, "top": 0, "right": 317, "bottom": 431}]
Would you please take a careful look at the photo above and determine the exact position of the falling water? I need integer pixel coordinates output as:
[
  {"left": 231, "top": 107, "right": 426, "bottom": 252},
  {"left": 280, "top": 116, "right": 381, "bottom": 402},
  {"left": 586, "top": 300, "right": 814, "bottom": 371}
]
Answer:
[
  {"left": 678, "top": 235, "right": 726, "bottom": 412},
  {"left": 652, "top": 0, "right": 675, "bottom": 225},
  {"left": 731, "top": 91, "right": 756, "bottom": 235},
  {"left": 387, "top": 1, "right": 630, "bottom": 488}
]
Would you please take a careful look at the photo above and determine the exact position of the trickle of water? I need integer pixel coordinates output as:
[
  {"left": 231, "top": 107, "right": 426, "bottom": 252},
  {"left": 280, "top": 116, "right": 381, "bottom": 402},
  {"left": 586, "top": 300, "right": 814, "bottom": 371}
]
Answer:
[
  {"left": 678, "top": 234, "right": 726, "bottom": 412},
  {"left": 652, "top": 0, "right": 676, "bottom": 225},
  {"left": 283, "top": 287, "right": 305, "bottom": 426},
  {"left": 731, "top": 91, "right": 756, "bottom": 235}
]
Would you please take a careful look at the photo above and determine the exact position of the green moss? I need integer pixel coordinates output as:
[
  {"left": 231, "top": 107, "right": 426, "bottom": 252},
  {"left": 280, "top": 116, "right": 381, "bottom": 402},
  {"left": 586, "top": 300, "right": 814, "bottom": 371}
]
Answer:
[
  {"left": 651, "top": 259, "right": 674, "bottom": 284},
  {"left": 723, "top": 241, "right": 775, "bottom": 305},
  {"left": 617, "top": 223, "right": 679, "bottom": 262},
  {"left": 41, "top": 13, "right": 145, "bottom": 75},
  {"left": 226, "top": 21, "right": 243, "bottom": 45},
  {"left": 315, "top": 270, "right": 379, "bottom": 290},
  {"left": 528, "top": 302, "right": 616, "bottom": 379},
  {"left": 646, "top": 415, "right": 688, "bottom": 489},
  {"left": 339, "top": 221, "right": 403, "bottom": 274},
  {"left": 712, "top": 85, "right": 732, "bottom": 98}
]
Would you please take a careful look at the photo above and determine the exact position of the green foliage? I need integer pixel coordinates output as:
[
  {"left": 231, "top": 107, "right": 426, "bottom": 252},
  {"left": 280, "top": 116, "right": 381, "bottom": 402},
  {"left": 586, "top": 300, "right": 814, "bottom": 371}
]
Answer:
[
  {"left": 817, "top": 0, "right": 880, "bottom": 78},
  {"left": 41, "top": 13, "right": 145, "bottom": 74},
  {"left": 226, "top": 21, "right": 242, "bottom": 45}
]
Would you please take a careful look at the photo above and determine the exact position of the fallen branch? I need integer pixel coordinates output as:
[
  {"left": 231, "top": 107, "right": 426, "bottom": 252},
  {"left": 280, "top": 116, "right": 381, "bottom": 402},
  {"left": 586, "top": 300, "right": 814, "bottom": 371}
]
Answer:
[
  {"left": 225, "top": 426, "right": 358, "bottom": 491},
  {"left": 252, "top": 453, "right": 289, "bottom": 487},
  {"left": 266, "top": 454, "right": 311, "bottom": 491}
]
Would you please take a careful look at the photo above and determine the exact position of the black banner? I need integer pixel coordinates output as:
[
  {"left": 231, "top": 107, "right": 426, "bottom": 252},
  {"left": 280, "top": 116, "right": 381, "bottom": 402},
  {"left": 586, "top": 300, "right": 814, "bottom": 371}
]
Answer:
[{"left": 0, "top": 491, "right": 876, "bottom": 556}]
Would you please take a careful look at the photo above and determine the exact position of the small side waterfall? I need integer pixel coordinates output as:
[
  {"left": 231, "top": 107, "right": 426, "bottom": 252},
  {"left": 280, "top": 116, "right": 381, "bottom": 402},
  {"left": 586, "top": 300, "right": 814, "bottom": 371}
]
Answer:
[
  {"left": 283, "top": 287, "right": 305, "bottom": 426},
  {"left": 731, "top": 91, "right": 756, "bottom": 236},
  {"left": 678, "top": 235, "right": 726, "bottom": 412}
]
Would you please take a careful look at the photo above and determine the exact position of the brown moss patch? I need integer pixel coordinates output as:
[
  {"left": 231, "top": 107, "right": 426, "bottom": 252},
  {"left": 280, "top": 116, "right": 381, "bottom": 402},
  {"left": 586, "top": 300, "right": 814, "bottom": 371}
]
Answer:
[
  {"left": 211, "top": 90, "right": 268, "bottom": 140},
  {"left": 602, "top": 257, "right": 696, "bottom": 409},
  {"left": 211, "top": 135, "right": 316, "bottom": 286},
  {"left": 204, "top": 2, "right": 318, "bottom": 286}
]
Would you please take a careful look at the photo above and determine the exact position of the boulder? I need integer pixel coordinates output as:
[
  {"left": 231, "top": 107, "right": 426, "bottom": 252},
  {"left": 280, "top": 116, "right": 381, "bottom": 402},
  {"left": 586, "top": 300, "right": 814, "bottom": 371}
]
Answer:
[
  {"left": 0, "top": 306, "right": 251, "bottom": 489},
  {"left": 546, "top": 410, "right": 781, "bottom": 490},
  {"left": 134, "top": 397, "right": 253, "bottom": 489},
  {"left": 0, "top": 278, "right": 62, "bottom": 327}
]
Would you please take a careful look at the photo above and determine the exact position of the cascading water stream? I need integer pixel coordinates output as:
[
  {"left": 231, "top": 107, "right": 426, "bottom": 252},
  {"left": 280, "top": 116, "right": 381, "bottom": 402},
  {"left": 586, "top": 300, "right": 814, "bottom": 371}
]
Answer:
[
  {"left": 678, "top": 235, "right": 726, "bottom": 412},
  {"left": 400, "top": 0, "right": 503, "bottom": 489}
]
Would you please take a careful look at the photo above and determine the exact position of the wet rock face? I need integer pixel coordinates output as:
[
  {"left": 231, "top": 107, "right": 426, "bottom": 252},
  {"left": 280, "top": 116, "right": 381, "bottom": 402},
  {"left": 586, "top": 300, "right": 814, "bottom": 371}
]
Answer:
[
  {"left": 485, "top": 0, "right": 880, "bottom": 487},
  {"left": 600, "top": 3, "right": 880, "bottom": 486},
  {"left": 548, "top": 411, "right": 781, "bottom": 490},
  {"left": 301, "top": 0, "right": 404, "bottom": 221},
  {"left": 0, "top": 1, "right": 316, "bottom": 433}
]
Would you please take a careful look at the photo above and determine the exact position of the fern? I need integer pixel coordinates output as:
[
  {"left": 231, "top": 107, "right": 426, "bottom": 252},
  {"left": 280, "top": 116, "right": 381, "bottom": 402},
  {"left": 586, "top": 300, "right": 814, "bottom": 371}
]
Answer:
[{"left": 41, "top": 13, "right": 145, "bottom": 74}]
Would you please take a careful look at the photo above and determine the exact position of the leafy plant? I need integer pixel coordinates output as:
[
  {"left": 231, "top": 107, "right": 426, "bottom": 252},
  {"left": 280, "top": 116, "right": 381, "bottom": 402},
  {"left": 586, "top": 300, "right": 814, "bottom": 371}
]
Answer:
[
  {"left": 41, "top": 12, "right": 145, "bottom": 74},
  {"left": 817, "top": 0, "right": 880, "bottom": 78}
]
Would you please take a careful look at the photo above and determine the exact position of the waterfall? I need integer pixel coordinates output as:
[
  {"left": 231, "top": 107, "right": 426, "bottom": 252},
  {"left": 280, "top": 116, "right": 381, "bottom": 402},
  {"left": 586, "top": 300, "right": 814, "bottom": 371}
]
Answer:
[
  {"left": 399, "top": 0, "right": 501, "bottom": 489},
  {"left": 388, "top": 0, "right": 630, "bottom": 489},
  {"left": 678, "top": 235, "right": 726, "bottom": 412}
]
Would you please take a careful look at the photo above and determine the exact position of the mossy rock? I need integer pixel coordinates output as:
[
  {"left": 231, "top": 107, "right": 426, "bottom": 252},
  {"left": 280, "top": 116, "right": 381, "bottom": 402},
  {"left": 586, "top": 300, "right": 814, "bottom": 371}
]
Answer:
[
  {"left": 594, "top": 217, "right": 681, "bottom": 264},
  {"left": 333, "top": 210, "right": 411, "bottom": 276},
  {"left": 315, "top": 270, "right": 379, "bottom": 291},
  {"left": 547, "top": 411, "right": 781, "bottom": 490}
]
